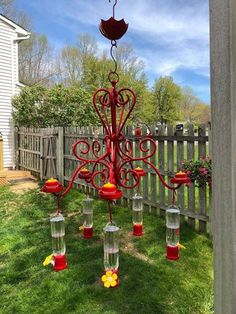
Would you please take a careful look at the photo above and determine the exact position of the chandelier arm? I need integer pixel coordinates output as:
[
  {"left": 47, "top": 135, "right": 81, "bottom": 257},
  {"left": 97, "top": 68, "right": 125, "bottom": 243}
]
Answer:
[
  {"left": 90, "top": 169, "right": 110, "bottom": 190},
  {"left": 116, "top": 88, "right": 136, "bottom": 133},
  {"left": 101, "top": 105, "right": 112, "bottom": 136},
  {"left": 73, "top": 139, "right": 110, "bottom": 163},
  {"left": 117, "top": 103, "right": 125, "bottom": 134},
  {"left": 60, "top": 162, "right": 89, "bottom": 198},
  {"left": 144, "top": 160, "right": 182, "bottom": 191},
  {"left": 91, "top": 158, "right": 111, "bottom": 175},
  {"left": 92, "top": 140, "right": 102, "bottom": 159},
  {"left": 117, "top": 137, "right": 156, "bottom": 163},
  {"left": 93, "top": 88, "right": 112, "bottom": 136},
  {"left": 117, "top": 139, "right": 134, "bottom": 159},
  {"left": 116, "top": 166, "right": 140, "bottom": 189}
]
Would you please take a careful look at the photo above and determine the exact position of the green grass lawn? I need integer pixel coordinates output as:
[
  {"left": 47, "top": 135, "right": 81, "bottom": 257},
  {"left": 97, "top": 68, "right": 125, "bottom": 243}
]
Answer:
[{"left": 0, "top": 184, "right": 213, "bottom": 314}]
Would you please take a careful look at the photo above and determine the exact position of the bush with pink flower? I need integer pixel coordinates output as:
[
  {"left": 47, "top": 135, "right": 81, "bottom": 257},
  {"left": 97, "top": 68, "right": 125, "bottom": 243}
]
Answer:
[{"left": 181, "top": 156, "right": 212, "bottom": 188}]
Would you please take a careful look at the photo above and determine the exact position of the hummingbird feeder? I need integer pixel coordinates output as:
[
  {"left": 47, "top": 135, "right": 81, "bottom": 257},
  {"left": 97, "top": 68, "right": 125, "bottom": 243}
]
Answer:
[{"left": 41, "top": 0, "right": 189, "bottom": 282}]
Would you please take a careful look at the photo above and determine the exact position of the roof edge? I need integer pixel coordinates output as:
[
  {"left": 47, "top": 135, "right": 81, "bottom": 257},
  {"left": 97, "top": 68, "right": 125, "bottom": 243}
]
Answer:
[{"left": 0, "top": 14, "right": 30, "bottom": 36}]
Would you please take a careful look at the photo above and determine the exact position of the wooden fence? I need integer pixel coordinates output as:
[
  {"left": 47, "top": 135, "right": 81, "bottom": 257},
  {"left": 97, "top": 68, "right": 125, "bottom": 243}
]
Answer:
[{"left": 15, "top": 124, "right": 211, "bottom": 233}]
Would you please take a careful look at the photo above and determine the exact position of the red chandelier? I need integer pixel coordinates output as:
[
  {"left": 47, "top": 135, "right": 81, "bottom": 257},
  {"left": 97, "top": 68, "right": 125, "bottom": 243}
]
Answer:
[{"left": 42, "top": 0, "right": 189, "bottom": 284}]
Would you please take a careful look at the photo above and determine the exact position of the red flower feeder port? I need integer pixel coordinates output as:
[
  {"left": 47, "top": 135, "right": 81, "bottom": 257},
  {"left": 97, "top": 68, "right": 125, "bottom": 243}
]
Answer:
[
  {"left": 99, "top": 182, "right": 122, "bottom": 200},
  {"left": 78, "top": 168, "right": 91, "bottom": 180},
  {"left": 170, "top": 171, "right": 190, "bottom": 184},
  {"left": 134, "top": 167, "right": 146, "bottom": 177},
  {"left": 41, "top": 178, "right": 64, "bottom": 194}
]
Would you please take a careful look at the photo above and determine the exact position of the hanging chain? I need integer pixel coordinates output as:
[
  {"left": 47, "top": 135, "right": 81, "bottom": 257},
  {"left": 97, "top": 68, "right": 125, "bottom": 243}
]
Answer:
[
  {"left": 108, "top": 40, "right": 119, "bottom": 83},
  {"left": 109, "top": 0, "right": 118, "bottom": 18}
]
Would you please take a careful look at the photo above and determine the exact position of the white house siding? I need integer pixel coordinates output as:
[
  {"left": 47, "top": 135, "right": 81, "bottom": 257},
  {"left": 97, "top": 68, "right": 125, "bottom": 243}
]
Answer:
[{"left": 0, "top": 18, "right": 21, "bottom": 168}]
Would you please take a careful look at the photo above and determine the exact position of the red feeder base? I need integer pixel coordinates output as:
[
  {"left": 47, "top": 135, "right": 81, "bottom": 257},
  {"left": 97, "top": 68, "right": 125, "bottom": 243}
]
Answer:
[
  {"left": 166, "top": 245, "right": 179, "bottom": 261},
  {"left": 133, "top": 224, "right": 143, "bottom": 236},
  {"left": 83, "top": 227, "right": 93, "bottom": 239},
  {"left": 53, "top": 254, "right": 67, "bottom": 271}
]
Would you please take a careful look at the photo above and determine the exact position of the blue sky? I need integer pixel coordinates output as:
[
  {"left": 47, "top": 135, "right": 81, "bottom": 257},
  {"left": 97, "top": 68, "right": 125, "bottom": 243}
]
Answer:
[{"left": 15, "top": 0, "right": 210, "bottom": 103}]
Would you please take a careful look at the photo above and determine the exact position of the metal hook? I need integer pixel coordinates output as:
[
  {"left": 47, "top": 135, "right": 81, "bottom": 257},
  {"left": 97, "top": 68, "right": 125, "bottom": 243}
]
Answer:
[{"left": 109, "top": 0, "right": 118, "bottom": 18}]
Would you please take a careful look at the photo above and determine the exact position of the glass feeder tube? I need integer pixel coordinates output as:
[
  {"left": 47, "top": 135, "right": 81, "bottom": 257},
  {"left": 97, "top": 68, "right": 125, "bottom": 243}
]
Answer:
[
  {"left": 50, "top": 214, "right": 67, "bottom": 271},
  {"left": 166, "top": 206, "right": 180, "bottom": 260},
  {"left": 83, "top": 197, "right": 94, "bottom": 239},
  {"left": 132, "top": 194, "right": 143, "bottom": 236},
  {"left": 104, "top": 223, "right": 120, "bottom": 273}
]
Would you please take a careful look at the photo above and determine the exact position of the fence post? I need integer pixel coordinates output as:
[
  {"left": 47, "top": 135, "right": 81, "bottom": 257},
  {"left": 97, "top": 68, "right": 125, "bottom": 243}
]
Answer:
[
  {"left": 198, "top": 124, "right": 207, "bottom": 232},
  {"left": 57, "top": 127, "right": 64, "bottom": 183},
  {"left": 210, "top": 0, "right": 236, "bottom": 311},
  {"left": 40, "top": 129, "right": 43, "bottom": 180},
  {"left": 14, "top": 127, "right": 19, "bottom": 170}
]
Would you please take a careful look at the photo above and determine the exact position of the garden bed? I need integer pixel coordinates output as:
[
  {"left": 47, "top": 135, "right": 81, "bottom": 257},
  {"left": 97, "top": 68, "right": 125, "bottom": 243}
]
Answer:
[{"left": 0, "top": 184, "right": 213, "bottom": 314}]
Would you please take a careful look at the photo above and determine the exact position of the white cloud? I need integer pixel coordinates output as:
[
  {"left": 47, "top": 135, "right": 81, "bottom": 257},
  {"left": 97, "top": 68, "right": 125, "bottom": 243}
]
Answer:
[
  {"left": 23, "top": 0, "right": 210, "bottom": 100},
  {"left": 56, "top": 0, "right": 209, "bottom": 77}
]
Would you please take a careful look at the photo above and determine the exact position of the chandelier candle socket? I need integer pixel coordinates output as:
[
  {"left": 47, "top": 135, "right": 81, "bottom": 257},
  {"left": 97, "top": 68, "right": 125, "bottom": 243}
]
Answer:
[
  {"left": 132, "top": 194, "right": 143, "bottom": 236},
  {"left": 78, "top": 168, "right": 91, "bottom": 180},
  {"left": 99, "top": 182, "right": 122, "bottom": 200},
  {"left": 104, "top": 222, "right": 120, "bottom": 274},
  {"left": 41, "top": 178, "right": 64, "bottom": 194},
  {"left": 50, "top": 214, "right": 67, "bottom": 271},
  {"left": 170, "top": 171, "right": 190, "bottom": 185},
  {"left": 82, "top": 197, "right": 94, "bottom": 239},
  {"left": 134, "top": 167, "right": 146, "bottom": 177},
  {"left": 166, "top": 206, "right": 180, "bottom": 260}
]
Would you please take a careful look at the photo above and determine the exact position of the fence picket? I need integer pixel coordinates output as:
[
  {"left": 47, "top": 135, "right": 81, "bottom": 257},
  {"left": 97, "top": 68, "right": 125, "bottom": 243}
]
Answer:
[{"left": 198, "top": 125, "right": 207, "bottom": 232}]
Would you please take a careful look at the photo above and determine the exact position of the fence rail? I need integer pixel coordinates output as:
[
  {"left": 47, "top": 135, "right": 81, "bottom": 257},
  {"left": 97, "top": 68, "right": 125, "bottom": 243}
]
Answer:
[{"left": 15, "top": 124, "right": 211, "bottom": 233}]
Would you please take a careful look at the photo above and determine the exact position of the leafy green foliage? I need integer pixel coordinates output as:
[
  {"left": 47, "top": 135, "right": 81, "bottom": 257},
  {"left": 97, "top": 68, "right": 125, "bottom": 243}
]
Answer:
[
  {"left": 181, "top": 157, "right": 212, "bottom": 188},
  {"left": 152, "top": 76, "right": 182, "bottom": 124},
  {"left": 0, "top": 185, "right": 213, "bottom": 314},
  {"left": 12, "top": 85, "right": 98, "bottom": 127}
]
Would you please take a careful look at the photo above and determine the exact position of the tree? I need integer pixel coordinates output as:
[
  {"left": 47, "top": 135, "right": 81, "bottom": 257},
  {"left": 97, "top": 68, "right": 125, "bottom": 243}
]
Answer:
[
  {"left": 114, "top": 43, "right": 145, "bottom": 80},
  {"left": 179, "top": 87, "right": 199, "bottom": 123},
  {"left": 192, "top": 103, "right": 211, "bottom": 124},
  {"left": 12, "top": 85, "right": 99, "bottom": 127},
  {"left": 0, "top": 0, "right": 14, "bottom": 16},
  {"left": 19, "top": 33, "right": 55, "bottom": 86},
  {"left": 152, "top": 76, "right": 182, "bottom": 124},
  {"left": 56, "top": 45, "right": 81, "bottom": 85},
  {"left": 179, "top": 87, "right": 211, "bottom": 125}
]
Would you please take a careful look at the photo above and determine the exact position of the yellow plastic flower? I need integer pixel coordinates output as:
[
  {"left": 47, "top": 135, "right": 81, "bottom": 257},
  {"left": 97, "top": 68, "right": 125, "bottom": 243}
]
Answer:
[
  {"left": 178, "top": 243, "right": 186, "bottom": 250},
  {"left": 79, "top": 225, "right": 84, "bottom": 230},
  {"left": 101, "top": 270, "right": 118, "bottom": 288},
  {"left": 43, "top": 254, "right": 53, "bottom": 266}
]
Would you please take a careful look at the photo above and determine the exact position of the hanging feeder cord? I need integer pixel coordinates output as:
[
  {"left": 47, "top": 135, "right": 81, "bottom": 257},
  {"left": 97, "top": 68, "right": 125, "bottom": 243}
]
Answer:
[
  {"left": 108, "top": 201, "right": 113, "bottom": 224},
  {"left": 171, "top": 190, "right": 176, "bottom": 207},
  {"left": 56, "top": 195, "right": 61, "bottom": 215}
]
